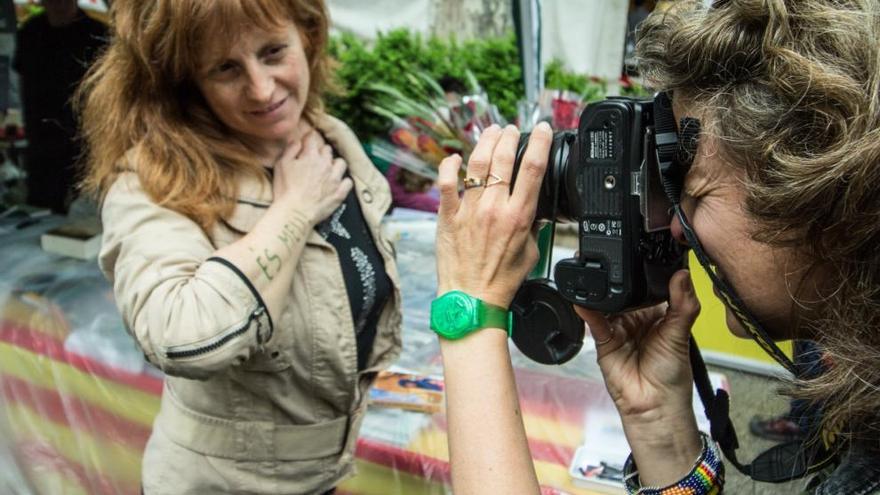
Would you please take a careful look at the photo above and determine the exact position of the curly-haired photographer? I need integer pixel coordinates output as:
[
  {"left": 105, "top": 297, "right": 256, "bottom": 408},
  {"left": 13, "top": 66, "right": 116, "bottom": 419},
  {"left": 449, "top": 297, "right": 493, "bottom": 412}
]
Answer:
[{"left": 433, "top": 1, "right": 880, "bottom": 493}]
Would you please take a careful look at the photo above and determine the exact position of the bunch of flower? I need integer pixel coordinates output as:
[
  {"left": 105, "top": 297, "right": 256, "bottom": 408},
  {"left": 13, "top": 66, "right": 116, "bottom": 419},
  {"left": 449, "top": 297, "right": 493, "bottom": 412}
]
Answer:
[{"left": 365, "top": 71, "right": 506, "bottom": 187}]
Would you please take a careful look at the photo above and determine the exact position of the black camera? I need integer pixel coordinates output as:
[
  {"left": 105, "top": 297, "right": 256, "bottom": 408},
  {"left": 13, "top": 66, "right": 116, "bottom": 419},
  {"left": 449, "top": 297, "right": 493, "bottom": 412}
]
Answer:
[{"left": 509, "top": 95, "right": 687, "bottom": 364}]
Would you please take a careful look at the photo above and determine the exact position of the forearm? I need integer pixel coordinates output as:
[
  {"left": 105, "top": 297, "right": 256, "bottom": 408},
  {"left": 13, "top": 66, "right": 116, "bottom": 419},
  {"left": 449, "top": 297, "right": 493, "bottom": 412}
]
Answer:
[
  {"left": 440, "top": 330, "right": 540, "bottom": 495},
  {"left": 213, "top": 200, "right": 312, "bottom": 321},
  {"left": 432, "top": 124, "right": 553, "bottom": 495},
  {"left": 621, "top": 409, "right": 702, "bottom": 486}
]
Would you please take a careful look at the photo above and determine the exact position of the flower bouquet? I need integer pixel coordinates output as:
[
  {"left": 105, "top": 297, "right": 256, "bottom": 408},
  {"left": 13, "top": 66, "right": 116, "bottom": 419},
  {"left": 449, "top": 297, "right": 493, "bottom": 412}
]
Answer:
[{"left": 364, "top": 71, "right": 506, "bottom": 192}]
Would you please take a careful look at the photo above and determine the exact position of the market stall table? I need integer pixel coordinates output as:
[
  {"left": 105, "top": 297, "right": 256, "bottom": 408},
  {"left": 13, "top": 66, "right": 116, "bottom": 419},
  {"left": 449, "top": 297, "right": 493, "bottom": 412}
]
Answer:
[{"left": 0, "top": 211, "right": 720, "bottom": 495}]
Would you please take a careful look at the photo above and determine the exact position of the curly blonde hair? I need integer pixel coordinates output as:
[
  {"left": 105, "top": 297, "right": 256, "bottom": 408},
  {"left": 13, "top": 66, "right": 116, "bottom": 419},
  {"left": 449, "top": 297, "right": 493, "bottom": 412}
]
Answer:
[
  {"left": 76, "top": 0, "right": 337, "bottom": 230},
  {"left": 637, "top": 0, "right": 880, "bottom": 445}
]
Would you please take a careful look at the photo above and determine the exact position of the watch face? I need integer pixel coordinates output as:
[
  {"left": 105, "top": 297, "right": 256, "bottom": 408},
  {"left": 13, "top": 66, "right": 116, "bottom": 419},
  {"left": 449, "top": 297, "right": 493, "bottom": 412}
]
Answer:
[{"left": 432, "top": 292, "right": 475, "bottom": 336}]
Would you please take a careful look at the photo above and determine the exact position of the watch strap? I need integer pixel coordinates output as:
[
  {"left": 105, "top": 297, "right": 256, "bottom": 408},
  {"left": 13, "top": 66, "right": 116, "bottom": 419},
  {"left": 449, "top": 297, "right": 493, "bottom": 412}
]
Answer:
[{"left": 478, "top": 300, "right": 512, "bottom": 336}]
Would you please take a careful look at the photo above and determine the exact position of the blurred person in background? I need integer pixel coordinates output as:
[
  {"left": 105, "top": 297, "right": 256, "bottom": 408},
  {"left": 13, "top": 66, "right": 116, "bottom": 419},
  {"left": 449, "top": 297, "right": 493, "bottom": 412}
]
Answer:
[{"left": 14, "top": 0, "right": 106, "bottom": 213}]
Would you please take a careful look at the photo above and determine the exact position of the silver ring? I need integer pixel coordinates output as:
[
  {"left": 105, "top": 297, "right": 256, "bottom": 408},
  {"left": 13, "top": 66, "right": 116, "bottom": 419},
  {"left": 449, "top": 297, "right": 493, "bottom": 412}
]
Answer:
[
  {"left": 463, "top": 177, "right": 486, "bottom": 190},
  {"left": 594, "top": 327, "right": 615, "bottom": 346}
]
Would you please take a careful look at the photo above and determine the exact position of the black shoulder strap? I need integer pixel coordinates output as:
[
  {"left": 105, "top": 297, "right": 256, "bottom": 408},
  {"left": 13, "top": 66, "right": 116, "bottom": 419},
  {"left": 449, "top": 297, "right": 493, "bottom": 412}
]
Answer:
[{"left": 690, "top": 337, "right": 839, "bottom": 482}]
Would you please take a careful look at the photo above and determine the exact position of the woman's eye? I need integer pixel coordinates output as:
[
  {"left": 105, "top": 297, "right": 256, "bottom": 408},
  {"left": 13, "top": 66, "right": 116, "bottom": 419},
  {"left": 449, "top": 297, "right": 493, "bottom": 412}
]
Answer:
[
  {"left": 265, "top": 45, "right": 287, "bottom": 61},
  {"left": 214, "top": 62, "right": 237, "bottom": 75}
]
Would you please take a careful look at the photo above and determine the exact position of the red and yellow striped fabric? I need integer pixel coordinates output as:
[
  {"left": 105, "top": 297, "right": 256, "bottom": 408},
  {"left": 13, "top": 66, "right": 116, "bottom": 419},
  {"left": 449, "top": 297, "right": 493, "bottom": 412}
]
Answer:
[{"left": 1, "top": 293, "right": 619, "bottom": 495}]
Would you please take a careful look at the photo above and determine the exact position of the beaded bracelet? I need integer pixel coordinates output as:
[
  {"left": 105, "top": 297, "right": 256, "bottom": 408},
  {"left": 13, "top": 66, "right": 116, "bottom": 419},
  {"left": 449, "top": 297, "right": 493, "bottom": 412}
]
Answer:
[{"left": 622, "top": 432, "right": 724, "bottom": 495}]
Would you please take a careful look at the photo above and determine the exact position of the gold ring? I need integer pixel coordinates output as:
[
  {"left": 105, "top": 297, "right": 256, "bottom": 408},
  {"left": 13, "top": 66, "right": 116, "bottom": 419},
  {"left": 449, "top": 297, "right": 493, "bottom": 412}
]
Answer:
[
  {"left": 594, "top": 327, "right": 615, "bottom": 346},
  {"left": 463, "top": 177, "right": 486, "bottom": 189},
  {"left": 485, "top": 172, "right": 509, "bottom": 188}
]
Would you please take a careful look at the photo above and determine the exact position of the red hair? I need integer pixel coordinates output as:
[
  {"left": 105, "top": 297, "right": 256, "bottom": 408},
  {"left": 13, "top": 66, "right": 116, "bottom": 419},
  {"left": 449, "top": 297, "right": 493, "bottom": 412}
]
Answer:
[{"left": 77, "top": 0, "right": 336, "bottom": 230}]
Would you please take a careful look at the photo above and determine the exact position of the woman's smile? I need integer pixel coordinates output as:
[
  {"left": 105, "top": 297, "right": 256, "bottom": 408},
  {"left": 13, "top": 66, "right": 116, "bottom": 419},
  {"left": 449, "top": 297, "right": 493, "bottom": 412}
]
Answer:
[{"left": 250, "top": 96, "right": 288, "bottom": 118}]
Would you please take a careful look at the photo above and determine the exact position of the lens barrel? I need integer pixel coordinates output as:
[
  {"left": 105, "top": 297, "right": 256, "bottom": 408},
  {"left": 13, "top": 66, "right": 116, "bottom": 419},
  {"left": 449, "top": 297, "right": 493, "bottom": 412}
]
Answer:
[{"left": 511, "top": 130, "right": 577, "bottom": 222}]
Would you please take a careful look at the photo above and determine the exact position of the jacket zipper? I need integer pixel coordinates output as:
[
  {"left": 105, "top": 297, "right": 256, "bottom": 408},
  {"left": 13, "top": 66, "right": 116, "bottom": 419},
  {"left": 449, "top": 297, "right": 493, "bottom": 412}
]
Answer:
[{"left": 164, "top": 306, "right": 266, "bottom": 359}]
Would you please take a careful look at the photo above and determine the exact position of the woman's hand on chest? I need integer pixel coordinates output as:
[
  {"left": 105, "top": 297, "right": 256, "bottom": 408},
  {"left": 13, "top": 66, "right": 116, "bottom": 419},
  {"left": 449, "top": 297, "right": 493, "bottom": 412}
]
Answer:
[{"left": 272, "top": 126, "right": 351, "bottom": 226}]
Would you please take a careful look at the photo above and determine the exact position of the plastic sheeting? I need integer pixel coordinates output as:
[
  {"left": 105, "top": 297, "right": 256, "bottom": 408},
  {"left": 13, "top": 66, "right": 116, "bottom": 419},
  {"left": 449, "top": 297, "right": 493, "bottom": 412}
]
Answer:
[{"left": 0, "top": 210, "right": 646, "bottom": 495}]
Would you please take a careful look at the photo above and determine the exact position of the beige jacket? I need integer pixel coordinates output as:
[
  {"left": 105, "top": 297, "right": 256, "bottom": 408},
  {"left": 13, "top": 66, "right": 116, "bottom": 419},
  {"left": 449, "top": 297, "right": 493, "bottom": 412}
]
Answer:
[{"left": 99, "top": 115, "right": 402, "bottom": 495}]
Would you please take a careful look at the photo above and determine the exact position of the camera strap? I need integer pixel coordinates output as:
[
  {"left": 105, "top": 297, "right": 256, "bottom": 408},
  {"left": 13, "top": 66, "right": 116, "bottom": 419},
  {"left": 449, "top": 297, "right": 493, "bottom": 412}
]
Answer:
[
  {"left": 653, "top": 92, "right": 796, "bottom": 372},
  {"left": 689, "top": 331, "right": 840, "bottom": 482},
  {"left": 652, "top": 92, "right": 841, "bottom": 482}
]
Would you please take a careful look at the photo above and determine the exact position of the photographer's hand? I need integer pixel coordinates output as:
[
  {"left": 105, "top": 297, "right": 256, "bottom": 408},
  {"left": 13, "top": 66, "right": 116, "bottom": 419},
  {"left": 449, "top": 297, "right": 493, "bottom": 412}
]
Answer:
[
  {"left": 435, "top": 123, "right": 552, "bottom": 495},
  {"left": 436, "top": 124, "right": 550, "bottom": 306},
  {"left": 574, "top": 269, "right": 703, "bottom": 487}
]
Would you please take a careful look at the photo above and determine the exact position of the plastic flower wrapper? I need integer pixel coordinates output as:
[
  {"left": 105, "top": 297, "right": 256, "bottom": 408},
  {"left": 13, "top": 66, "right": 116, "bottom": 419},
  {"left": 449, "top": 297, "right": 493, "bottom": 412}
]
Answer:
[
  {"left": 520, "top": 62, "right": 609, "bottom": 130},
  {"left": 518, "top": 89, "right": 586, "bottom": 132},
  {"left": 540, "top": 89, "right": 588, "bottom": 130},
  {"left": 452, "top": 71, "right": 507, "bottom": 146},
  {"left": 365, "top": 71, "right": 506, "bottom": 188}
]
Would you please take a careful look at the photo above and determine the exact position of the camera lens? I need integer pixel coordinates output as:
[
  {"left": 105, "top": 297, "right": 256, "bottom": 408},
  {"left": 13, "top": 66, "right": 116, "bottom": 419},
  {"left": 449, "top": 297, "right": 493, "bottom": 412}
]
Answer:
[{"left": 511, "top": 130, "right": 577, "bottom": 222}]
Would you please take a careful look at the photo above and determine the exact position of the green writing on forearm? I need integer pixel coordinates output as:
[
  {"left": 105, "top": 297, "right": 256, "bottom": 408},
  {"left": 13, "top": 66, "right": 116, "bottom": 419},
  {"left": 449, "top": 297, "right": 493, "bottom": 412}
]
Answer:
[
  {"left": 255, "top": 248, "right": 283, "bottom": 281},
  {"left": 256, "top": 253, "right": 274, "bottom": 281},
  {"left": 255, "top": 212, "right": 308, "bottom": 281},
  {"left": 277, "top": 217, "right": 307, "bottom": 253}
]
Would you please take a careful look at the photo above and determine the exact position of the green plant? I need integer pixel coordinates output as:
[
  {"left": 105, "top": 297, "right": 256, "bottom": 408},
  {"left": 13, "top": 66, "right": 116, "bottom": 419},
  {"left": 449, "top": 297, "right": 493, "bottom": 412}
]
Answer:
[
  {"left": 543, "top": 59, "right": 606, "bottom": 102},
  {"left": 19, "top": 5, "right": 44, "bottom": 24},
  {"left": 327, "top": 30, "right": 526, "bottom": 140},
  {"left": 326, "top": 29, "right": 609, "bottom": 141},
  {"left": 453, "top": 34, "right": 524, "bottom": 119},
  {"left": 620, "top": 76, "right": 652, "bottom": 98}
]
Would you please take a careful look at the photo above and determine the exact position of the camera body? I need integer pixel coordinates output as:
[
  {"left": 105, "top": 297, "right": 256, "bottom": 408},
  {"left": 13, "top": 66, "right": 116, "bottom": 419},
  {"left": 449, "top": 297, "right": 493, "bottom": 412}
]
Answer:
[
  {"left": 554, "top": 96, "right": 685, "bottom": 312},
  {"left": 510, "top": 95, "right": 686, "bottom": 363}
]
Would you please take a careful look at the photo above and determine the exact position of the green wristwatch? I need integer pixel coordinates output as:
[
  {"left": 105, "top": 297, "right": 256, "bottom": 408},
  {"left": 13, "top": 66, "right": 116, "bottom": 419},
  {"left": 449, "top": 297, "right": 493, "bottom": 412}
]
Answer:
[{"left": 430, "top": 290, "right": 512, "bottom": 340}]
